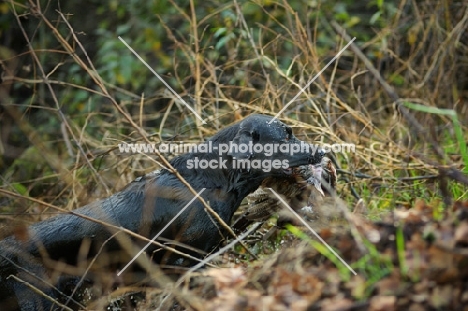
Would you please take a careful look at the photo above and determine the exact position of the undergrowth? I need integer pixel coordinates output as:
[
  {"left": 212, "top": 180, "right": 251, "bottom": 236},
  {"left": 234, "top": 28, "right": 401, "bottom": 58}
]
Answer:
[{"left": 1, "top": 0, "right": 468, "bottom": 309}]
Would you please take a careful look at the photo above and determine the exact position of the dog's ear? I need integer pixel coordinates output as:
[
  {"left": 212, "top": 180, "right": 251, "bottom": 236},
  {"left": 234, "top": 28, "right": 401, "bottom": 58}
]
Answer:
[{"left": 228, "top": 124, "right": 258, "bottom": 159}]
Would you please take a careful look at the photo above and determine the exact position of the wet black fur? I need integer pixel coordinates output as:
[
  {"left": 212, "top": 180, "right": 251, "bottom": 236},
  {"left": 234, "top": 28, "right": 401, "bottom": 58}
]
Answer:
[{"left": 0, "top": 114, "right": 323, "bottom": 310}]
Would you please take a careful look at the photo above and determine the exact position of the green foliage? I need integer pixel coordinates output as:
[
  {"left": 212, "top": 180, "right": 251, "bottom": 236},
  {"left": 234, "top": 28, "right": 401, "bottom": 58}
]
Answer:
[
  {"left": 352, "top": 241, "right": 394, "bottom": 297},
  {"left": 402, "top": 102, "right": 468, "bottom": 173},
  {"left": 286, "top": 224, "right": 353, "bottom": 280},
  {"left": 3, "top": 0, "right": 466, "bottom": 217}
]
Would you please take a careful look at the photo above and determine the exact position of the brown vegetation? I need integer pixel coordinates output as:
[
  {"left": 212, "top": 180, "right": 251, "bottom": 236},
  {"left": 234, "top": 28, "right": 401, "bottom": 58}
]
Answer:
[{"left": 1, "top": 0, "right": 468, "bottom": 309}]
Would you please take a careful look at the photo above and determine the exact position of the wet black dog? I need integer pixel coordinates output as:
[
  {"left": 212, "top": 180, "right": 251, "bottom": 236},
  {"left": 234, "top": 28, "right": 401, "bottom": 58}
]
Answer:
[{"left": 0, "top": 114, "right": 323, "bottom": 310}]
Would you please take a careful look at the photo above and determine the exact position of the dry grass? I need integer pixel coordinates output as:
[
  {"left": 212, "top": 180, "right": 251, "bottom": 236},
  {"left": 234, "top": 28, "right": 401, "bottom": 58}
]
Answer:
[{"left": 1, "top": 0, "right": 468, "bottom": 309}]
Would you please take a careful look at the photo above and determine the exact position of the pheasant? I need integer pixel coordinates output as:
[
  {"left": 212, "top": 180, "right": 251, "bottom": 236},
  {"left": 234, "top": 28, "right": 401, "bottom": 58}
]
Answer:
[{"left": 232, "top": 156, "right": 337, "bottom": 233}]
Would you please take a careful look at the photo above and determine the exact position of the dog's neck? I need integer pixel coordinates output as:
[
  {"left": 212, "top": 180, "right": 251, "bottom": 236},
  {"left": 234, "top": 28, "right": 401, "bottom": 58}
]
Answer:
[
  {"left": 170, "top": 148, "right": 268, "bottom": 192},
  {"left": 170, "top": 125, "right": 265, "bottom": 188},
  {"left": 168, "top": 151, "right": 265, "bottom": 222},
  {"left": 167, "top": 129, "right": 272, "bottom": 206}
]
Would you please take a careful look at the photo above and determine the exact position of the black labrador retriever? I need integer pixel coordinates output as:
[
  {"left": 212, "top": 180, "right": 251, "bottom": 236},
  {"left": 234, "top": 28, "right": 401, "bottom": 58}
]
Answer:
[{"left": 0, "top": 114, "right": 323, "bottom": 310}]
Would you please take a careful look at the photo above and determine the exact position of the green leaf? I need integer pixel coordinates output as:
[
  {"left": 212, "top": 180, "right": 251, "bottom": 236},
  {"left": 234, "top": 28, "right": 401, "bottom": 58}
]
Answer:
[
  {"left": 11, "top": 183, "right": 28, "bottom": 196},
  {"left": 389, "top": 73, "right": 405, "bottom": 86},
  {"left": 346, "top": 16, "right": 361, "bottom": 27},
  {"left": 370, "top": 11, "right": 381, "bottom": 25},
  {"left": 402, "top": 102, "right": 468, "bottom": 173},
  {"left": 213, "top": 27, "right": 227, "bottom": 38}
]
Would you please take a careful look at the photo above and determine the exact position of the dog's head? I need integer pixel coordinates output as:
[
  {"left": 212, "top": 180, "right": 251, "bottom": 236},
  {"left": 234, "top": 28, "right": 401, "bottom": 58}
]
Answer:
[{"left": 226, "top": 114, "right": 324, "bottom": 175}]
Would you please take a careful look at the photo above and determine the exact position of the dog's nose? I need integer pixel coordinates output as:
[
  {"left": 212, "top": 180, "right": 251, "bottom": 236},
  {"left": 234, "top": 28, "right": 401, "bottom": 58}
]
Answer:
[{"left": 308, "top": 146, "right": 325, "bottom": 164}]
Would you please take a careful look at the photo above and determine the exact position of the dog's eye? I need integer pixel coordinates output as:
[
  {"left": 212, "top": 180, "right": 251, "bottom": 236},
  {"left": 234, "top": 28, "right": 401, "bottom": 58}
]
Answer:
[{"left": 285, "top": 127, "right": 293, "bottom": 141}]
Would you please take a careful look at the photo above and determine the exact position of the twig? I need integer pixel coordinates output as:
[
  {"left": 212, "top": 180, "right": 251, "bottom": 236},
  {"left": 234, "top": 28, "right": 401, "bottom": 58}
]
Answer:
[
  {"left": 0, "top": 188, "right": 215, "bottom": 267},
  {"left": 55, "top": 9, "right": 254, "bottom": 258},
  {"left": 330, "top": 21, "right": 447, "bottom": 161},
  {"left": 7, "top": 275, "right": 74, "bottom": 311},
  {"left": 0, "top": 253, "right": 84, "bottom": 309},
  {"left": 10, "top": 0, "right": 112, "bottom": 195},
  {"left": 338, "top": 169, "right": 439, "bottom": 182},
  {"left": 331, "top": 21, "right": 468, "bottom": 187}
]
